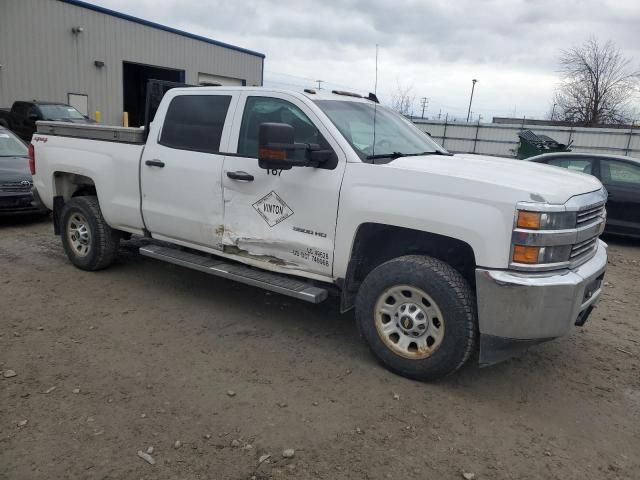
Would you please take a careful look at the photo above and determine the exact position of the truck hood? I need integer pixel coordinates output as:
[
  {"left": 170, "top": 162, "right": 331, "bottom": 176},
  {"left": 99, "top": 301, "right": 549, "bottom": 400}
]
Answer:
[{"left": 387, "top": 153, "right": 603, "bottom": 204}]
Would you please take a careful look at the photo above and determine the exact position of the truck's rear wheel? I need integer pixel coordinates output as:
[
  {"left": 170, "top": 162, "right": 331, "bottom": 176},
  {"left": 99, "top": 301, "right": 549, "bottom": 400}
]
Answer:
[
  {"left": 60, "top": 196, "right": 120, "bottom": 271},
  {"left": 355, "top": 255, "right": 477, "bottom": 381}
]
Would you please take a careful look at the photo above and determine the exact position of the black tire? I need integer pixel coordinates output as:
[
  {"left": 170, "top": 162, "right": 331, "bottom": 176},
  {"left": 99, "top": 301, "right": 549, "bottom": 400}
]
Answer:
[
  {"left": 60, "top": 196, "right": 120, "bottom": 271},
  {"left": 355, "top": 255, "right": 477, "bottom": 381}
]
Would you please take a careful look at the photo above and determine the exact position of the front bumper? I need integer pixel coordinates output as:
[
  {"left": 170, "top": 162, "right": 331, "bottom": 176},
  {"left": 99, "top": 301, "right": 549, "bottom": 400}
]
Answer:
[
  {"left": 0, "top": 190, "right": 49, "bottom": 215},
  {"left": 475, "top": 240, "right": 607, "bottom": 365}
]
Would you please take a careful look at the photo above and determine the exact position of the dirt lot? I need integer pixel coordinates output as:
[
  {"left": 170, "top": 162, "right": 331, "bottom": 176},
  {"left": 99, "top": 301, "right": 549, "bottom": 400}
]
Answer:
[{"left": 1, "top": 216, "right": 639, "bottom": 480}]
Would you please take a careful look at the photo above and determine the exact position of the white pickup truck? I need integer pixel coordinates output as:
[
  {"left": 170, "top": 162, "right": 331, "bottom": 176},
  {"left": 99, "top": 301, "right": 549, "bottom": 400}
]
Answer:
[{"left": 30, "top": 87, "right": 607, "bottom": 380}]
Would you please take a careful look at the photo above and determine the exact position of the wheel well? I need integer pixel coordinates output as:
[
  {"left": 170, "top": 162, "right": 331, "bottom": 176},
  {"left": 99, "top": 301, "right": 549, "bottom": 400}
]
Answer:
[
  {"left": 52, "top": 173, "right": 97, "bottom": 234},
  {"left": 54, "top": 172, "right": 97, "bottom": 199},
  {"left": 340, "top": 223, "right": 476, "bottom": 312}
]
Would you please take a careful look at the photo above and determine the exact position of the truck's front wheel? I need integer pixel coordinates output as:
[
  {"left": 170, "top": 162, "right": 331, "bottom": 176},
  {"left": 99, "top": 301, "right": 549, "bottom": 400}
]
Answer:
[
  {"left": 355, "top": 255, "right": 477, "bottom": 381},
  {"left": 60, "top": 196, "right": 120, "bottom": 271}
]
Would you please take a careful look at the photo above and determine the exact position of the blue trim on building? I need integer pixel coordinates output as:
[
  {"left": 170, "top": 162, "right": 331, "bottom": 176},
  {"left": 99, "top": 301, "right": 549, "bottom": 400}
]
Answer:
[{"left": 58, "top": 0, "right": 266, "bottom": 59}]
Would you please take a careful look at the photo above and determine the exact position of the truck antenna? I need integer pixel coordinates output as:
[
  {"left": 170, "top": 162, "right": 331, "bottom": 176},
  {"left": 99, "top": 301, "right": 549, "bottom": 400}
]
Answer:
[
  {"left": 374, "top": 44, "right": 379, "bottom": 95},
  {"left": 372, "top": 44, "right": 379, "bottom": 160}
]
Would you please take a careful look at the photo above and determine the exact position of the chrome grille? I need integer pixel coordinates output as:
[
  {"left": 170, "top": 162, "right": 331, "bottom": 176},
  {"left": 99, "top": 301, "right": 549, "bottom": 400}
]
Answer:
[
  {"left": 0, "top": 181, "right": 32, "bottom": 192},
  {"left": 576, "top": 204, "right": 606, "bottom": 226},
  {"left": 570, "top": 237, "right": 598, "bottom": 261}
]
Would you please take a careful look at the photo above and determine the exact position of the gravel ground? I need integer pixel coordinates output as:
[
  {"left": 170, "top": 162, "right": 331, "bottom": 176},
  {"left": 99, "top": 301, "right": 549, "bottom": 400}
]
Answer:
[{"left": 1, "top": 215, "right": 639, "bottom": 480}]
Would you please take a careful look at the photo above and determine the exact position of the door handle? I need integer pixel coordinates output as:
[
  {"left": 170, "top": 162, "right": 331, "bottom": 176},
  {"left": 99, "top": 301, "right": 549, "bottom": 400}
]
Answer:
[
  {"left": 145, "top": 159, "right": 165, "bottom": 168},
  {"left": 226, "top": 171, "right": 254, "bottom": 182}
]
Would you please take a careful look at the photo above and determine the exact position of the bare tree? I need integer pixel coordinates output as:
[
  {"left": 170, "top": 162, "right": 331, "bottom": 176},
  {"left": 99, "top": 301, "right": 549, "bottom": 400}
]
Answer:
[
  {"left": 391, "top": 82, "right": 416, "bottom": 117},
  {"left": 552, "top": 38, "right": 640, "bottom": 125}
]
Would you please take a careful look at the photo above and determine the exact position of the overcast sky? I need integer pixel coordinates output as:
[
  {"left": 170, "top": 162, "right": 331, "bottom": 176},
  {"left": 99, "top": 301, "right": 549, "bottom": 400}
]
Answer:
[{"left": 93, "top": 0, "right": 640, "bottom": 121}]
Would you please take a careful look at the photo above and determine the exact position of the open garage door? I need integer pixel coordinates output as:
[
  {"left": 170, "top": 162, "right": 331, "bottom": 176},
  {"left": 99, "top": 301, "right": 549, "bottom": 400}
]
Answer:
[
  {"left": 123, "top": 62, "right": 185, "bottom": 127},
  {"left": 197, "top": 72, "right": 245, "bottom": 87}
]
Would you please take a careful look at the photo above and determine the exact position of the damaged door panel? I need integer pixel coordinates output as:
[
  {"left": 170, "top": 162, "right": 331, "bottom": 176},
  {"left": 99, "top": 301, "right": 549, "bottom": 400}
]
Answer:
[{"left": 221, "top": 91, "right": 346, "bottom": 276}]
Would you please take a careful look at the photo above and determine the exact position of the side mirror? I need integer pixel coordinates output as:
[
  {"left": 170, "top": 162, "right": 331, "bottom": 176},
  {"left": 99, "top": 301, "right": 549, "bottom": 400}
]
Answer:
[
  {"left": 28, "top": 113, "right": 39, "bottom": 121},
  {"left": 258, "top": 122, "right": 306, "bottom": 170},
  {"left": 257, "top": 122, "right": 334, "bottom": 170}
]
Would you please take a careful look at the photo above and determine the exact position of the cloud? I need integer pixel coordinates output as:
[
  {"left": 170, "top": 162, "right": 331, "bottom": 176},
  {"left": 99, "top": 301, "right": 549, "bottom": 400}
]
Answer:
[{"left": 93, "top": 0, "right": 640, "bottom": 120}]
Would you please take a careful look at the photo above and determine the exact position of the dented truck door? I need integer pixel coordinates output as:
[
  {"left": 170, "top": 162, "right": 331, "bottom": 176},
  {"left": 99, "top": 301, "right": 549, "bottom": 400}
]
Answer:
[
  {"left": 140, "top": 91, "right": 238, "bottom": 248},
  {"left": 221, "top": 93, "right": 346, "bottom": 277}
]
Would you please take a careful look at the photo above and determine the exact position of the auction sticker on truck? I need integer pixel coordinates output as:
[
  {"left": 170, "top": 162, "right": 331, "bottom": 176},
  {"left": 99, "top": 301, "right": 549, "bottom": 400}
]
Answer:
[{"left": 252, "top": 191, "right": 294, "bottom": 227}]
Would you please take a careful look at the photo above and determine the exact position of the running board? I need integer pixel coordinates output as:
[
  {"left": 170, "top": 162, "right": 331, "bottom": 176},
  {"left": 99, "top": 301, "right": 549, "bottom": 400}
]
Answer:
[{"left": 139, "top": 245, "right": 328, "bottom": 303}]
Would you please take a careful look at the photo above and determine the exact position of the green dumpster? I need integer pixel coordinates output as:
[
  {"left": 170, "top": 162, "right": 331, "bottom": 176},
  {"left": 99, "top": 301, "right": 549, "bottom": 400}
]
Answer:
[{"left": 516, "top": 129, "right": 571, "bottom": 159}]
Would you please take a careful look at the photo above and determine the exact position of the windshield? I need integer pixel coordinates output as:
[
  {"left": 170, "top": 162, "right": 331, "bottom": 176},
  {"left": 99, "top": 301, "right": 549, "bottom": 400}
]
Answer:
[
  {"left": 0, "top": 130, "right": 28, "bottom": 157},
  {"left": 314, "top": 100, "right": 445, "bottom": 160},
  {"left": 38, "top": 104, "right": 85, "bottom": 121}
]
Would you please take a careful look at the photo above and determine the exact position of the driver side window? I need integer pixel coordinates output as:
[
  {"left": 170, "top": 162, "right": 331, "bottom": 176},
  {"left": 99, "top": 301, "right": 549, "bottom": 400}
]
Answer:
[{"left": 237, "top": 97, "right": 324, "bottom": 161}]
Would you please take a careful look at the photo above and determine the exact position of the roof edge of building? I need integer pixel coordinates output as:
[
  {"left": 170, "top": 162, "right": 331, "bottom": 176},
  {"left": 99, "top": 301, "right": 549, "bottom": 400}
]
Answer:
[{"left": 58, "top": 0, "right": 266, "bottom": 59}]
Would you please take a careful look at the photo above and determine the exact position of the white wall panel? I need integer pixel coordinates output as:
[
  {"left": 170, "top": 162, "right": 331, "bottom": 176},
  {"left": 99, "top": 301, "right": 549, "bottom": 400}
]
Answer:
[{"left": 413, "top": 119, "right": 639, "bottom": 158}]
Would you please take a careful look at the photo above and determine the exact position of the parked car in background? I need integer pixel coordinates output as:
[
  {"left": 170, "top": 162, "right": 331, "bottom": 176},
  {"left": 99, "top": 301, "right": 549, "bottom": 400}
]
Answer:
[
  {"left": 528, "top": 152, "right": 640, "bottom": 238},
  {"left": 0, "top": 127, "right": 49, "bottom": 216},
  {"left": 0, "top": 101, "right": 94, "bottom": 142}
]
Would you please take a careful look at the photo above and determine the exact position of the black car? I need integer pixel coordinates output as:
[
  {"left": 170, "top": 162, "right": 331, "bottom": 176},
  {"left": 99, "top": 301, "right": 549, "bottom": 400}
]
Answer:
[
  {"left": 528, "top": 152, "right": 640, "bottom": 238},
  {"left": 0, "top": 127, "right": 49, "bottom": 215}
]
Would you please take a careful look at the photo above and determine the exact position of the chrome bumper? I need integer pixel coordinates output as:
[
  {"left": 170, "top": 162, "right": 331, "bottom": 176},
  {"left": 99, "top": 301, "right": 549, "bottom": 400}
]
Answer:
[{"left": 475, "top": 240, "right": 607, "bottom": 365}]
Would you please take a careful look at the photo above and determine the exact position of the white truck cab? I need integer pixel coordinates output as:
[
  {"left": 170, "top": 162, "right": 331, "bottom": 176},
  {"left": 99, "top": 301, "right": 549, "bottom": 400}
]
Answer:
[{"left": 30, "top": 86, "right": 607, "bottom": 380}]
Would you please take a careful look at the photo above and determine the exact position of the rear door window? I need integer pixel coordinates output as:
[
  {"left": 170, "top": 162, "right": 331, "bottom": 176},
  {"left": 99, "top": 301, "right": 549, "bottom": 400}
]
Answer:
[
  {"left": 547, "top": 157, "right": 594, "bottom": 175},
  {"left": 160, "top": 95, "right": 232, "bottom": 153},
  {"left": 600, "top": 160, "right": 640, "bottom": 187}
]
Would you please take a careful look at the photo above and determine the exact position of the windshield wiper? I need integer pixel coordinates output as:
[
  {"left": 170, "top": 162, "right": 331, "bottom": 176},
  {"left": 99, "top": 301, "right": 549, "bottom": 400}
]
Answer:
[{"left": 365, "top": 150, "right": 451, "bottom": 161}]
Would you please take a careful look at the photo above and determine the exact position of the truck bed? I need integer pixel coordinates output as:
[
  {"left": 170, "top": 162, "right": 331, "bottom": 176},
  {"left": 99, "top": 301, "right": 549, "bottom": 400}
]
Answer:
[
  {"left": 36, "top": 121, "right": 145, "bottom": 144},
  {"left": 31, "top": 124, "right": 146, "bottom": 233}
]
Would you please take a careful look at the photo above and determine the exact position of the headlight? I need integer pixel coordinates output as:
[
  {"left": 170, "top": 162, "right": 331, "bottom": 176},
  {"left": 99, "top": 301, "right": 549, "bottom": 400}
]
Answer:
[
  {"left": 510, "top": 202, "right": 604, "bottom": 271},
  {"left": 516, "top": 210, "right": 576, "bottom": 230},
  {"left": 512, "top": 244, "right": 573, "bottom": 264}
]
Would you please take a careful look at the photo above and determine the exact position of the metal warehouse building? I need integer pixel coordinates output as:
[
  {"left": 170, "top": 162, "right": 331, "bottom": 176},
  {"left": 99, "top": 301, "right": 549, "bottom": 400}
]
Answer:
[{"left": 0, "top": 0, "right": 265, "bottom": 126}]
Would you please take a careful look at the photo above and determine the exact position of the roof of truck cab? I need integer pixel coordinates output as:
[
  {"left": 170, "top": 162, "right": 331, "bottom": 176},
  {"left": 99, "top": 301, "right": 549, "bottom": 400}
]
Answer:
[{"left": 167, "top": 86, "right": 376, "bottom": 103}]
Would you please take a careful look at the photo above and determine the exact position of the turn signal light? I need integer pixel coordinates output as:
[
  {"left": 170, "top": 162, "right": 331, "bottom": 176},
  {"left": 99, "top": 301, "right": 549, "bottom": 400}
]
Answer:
[
  {"left": 512, "top": 245, "right": 540, "bottom": 264},
  {"left": 517, "top": 211, "right": 541, "bottom": 229},
  {"left": 258, "top": 147, "right": 286, "bottom": 160}
]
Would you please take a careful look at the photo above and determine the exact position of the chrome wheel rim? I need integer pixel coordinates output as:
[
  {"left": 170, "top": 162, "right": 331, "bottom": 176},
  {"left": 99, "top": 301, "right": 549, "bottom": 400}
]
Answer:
[
  {"left": 67, "top": 213, "right": 91, "bottom": 257},
  {"left": 374, "top": 285, "right": 445, "bottom": 359}
]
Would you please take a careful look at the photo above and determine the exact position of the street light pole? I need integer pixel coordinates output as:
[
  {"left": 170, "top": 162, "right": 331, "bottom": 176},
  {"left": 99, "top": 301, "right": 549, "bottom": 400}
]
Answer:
[{"left": 466, "top": 79, "right": 478, "bottom": 123}]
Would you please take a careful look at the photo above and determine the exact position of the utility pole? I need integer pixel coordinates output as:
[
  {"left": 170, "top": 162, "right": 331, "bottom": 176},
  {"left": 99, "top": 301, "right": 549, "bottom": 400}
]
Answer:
[
  {"left": 420, "top": 97, "right": 429, "bottom": 118},
  {"left": 316, "top": 80, "right": 324, "bottom": 90},
  {"left": 466, "top": 79, "right": 478, "bottom": 123},
  {"left": 438, "top": 109, "right": 442, "bottom": 120}
]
